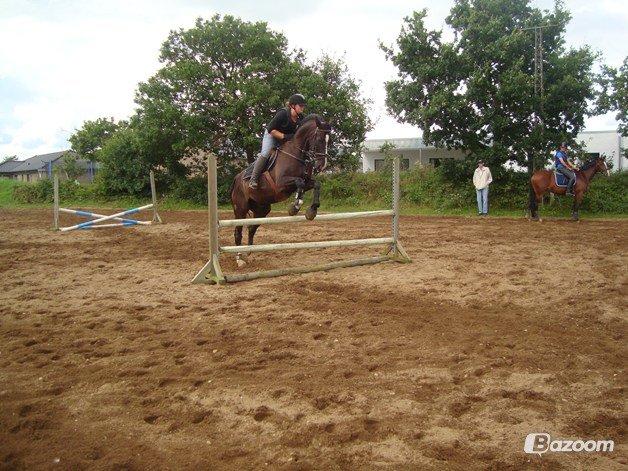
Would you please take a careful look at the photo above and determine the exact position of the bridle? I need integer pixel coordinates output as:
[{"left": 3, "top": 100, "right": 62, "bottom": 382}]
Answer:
[{"left": 277, "top": 126, "right": 330, "bottom": 171}]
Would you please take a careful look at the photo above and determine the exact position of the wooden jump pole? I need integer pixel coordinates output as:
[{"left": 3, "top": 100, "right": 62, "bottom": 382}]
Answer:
[
  {"left": 220, "top": 237, "right": 395, "bottom": 254},
  {"left": 192, "top": 154, "right": 411, "bottom": 284},
  {"left": 219, "top": 210, "right": 394, "bottom": 227}
]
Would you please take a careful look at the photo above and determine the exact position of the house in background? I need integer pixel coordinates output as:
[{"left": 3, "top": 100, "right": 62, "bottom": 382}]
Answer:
[
  {"left": 362, "top": 130, "right": 627, "bottom": 172},
  {"left": 361, "top": 138, "right": 466, "bottom": 172},
  {"left": 0, "top": 150, "right": 99, "bottom": 183}
]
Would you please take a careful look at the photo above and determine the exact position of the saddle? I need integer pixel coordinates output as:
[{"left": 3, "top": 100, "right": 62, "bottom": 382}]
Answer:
[
  {"left": 242, "top": 149, "right": 279, "bottom": 180},
  {"left": 553, "top": 171, "right": 576, "bottom": 187}
]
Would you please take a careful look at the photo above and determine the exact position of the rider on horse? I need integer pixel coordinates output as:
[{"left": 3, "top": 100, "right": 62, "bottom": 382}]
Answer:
[
  {"left": 554, "top": 142, "right": 578, "bottom": 195},
  {"left": 248, "top": 94, "right": 306, "bottom": 189}
]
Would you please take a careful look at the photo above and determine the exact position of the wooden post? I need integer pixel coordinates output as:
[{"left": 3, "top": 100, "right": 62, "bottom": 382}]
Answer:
[
  {"left": 53, "top": 174, "right": 59, "bottom": 231},
  {"left": 150, "top": 170, "right": 162, "bottom": 223},
  {"left": 192, "top": 154, "right": 226, "bottom": 284},
  {"left": 391, "top": 156, "right": 411, "bottom": 263}
]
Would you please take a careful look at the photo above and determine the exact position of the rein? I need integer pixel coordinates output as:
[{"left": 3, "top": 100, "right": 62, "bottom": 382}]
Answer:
[{"left": 277, "top": 127, "right": 330, "bottom": 169}]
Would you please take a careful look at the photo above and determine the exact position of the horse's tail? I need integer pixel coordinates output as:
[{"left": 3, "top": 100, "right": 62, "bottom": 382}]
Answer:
[{"left": 229, "top": 174, "right": 236, "bottom": 201}]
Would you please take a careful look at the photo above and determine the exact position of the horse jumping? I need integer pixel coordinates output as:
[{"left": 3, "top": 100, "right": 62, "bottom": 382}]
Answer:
[
  {"left": 529, "top": 156, "right": 609, "bottom": 221},
  {"left": 230, "top": 114, "right": 331, "bottom": 265}
]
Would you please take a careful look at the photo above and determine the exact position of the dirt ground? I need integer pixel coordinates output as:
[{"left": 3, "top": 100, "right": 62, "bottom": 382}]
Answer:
[{"left": 0, "top": 208, "right": 626, "bottom": 470}]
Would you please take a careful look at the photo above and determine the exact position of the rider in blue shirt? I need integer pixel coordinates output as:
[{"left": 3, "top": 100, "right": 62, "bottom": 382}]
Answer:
[{"left": 554, "top": 142, "right": 578, "bottom": 195}]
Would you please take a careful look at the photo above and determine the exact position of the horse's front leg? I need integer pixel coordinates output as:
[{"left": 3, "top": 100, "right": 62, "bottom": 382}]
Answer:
[
  {"left": 572, "top": 192, "right": 582, "bottom": 221},
  {"left": 305, "top": 179, "right": 320, "bottom": 220},
  {"left": 288, "top": 177, "right": 305, "bottom": 216}
]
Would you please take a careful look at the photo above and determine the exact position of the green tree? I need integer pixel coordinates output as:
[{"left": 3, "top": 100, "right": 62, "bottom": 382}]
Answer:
[
  {"left": 59, "top": 152, "right": 83, "bottom": 180},
  {"left": 597, "top": 57, "right": 628, "bottom": 156},
  {"left": 96, "top": 127, "right": 152, "bottom": 196},
  {"left": 134, "top": 14, "right": 371, "bottom": 182},
  {"left": 2, "top": 155, "right": 17, "bottom": 164},
  {"left": 69, "top": 117, "right": 124, "bottom": 162},
  {"left": 381, "top": 0, "right": 598, "bottom": 177}
]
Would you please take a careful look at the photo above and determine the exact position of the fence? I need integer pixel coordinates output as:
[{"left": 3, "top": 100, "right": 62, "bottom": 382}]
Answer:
[{"left": 192, "top": 155, "right": 410, "bottom": 284}]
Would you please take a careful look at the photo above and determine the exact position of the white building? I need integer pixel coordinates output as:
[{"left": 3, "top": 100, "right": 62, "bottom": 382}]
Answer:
[
  {"left": 362, "top": 130, "right": 627, "bottom": 172},
  {"left": 578, "top": 130, "right": 627, "bottom": 172}
]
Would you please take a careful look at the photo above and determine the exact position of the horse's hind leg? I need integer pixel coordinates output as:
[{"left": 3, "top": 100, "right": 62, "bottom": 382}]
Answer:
[
  {"left": 233, "top": 197, "right": 249, "bottom": 268},
  {"left": 248, "top": 203, "right": 271, "bottom": 246},
  {"left": 529, "top": 177, "right": 544, "bottom": 221}
]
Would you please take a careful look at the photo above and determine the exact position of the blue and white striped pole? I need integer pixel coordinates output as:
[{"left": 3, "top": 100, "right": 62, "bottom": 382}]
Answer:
[
  {"left": 59, "top": 204, "right": 154, "bottom": 232},
  {"left": 58, "top": 207, "right": 152, "bottom": 227}
]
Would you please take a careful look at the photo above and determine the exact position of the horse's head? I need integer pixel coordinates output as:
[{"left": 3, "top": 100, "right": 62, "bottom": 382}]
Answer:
[
  {"left": 596, "top": 156, "right": 610, "bottom": 176},
  {"left": 581, "top": 156, "right": 610, "bottom": 177},
  {"left": 295, "top": 114, "right": 332, "bottom": 172}
]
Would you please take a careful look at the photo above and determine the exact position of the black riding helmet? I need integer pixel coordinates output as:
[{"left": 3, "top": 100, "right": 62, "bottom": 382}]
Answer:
[{"left": 288, "top": 94, "right": 306, "bottom": 106}]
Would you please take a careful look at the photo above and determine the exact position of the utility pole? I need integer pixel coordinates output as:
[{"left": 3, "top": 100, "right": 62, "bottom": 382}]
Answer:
[{"left": 520, "top": 25, "right": 548, "bottom": 178}]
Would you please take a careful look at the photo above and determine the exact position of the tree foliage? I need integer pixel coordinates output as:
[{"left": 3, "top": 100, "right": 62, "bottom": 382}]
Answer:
[
  {"left": 69, "top": 117, "right": 124, "bottom": 162},
  {"left": 596, "top": 56, "right": 628, "bottom": 139},
  {"left": 59, "top": 152, "right": 83, "bottom": 181},
  {"left": 96, "top": 127, "right": 152, "bottom": 196},
  {"left": 382, "top": 0, "right": 599, "bottom": 175},
  {"left": 134, "top": 14, "right": 371, "bottom": 182}
]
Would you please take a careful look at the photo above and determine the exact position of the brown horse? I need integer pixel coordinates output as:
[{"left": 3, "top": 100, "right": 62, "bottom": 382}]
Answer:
[
  {"left": 529, "top": 156, "right": 609, "bottom": 221},
  {"left": 230, "top": 114, "right": 331, "bottom": 265}
]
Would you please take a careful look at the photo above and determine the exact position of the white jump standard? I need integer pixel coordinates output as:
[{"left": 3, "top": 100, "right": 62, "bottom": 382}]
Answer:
[
  {"left": 53, "top": 171, "right": 162, "bottom": 231},
  {"left": 192, "top": 154, "right": 411, "bottom": 284}
]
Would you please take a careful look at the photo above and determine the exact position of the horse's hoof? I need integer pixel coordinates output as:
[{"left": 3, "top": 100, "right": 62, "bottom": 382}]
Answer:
[
  {"left": 305, "top": 208, "right": 317, "bottom": 220},
  {"left": 288, "top": 206, "right": 299, "bottom": 216}
]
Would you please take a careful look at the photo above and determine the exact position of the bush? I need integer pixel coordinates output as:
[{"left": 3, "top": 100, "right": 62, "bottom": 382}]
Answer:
[
  {"left": 12, "top": 177, "right": 97, "bottom": 204},
  {"left": 168, "top": 175, "right": 208, "bottom": 206}
]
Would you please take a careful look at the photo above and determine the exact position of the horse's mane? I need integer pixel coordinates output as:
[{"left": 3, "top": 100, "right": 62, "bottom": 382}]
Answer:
[
  {"left": 580, "top": 157, "right": 599, "bottom": 171},
  {"left": 301, "top": 114, "right": 323, "bottom": 125},
  {"left": 295, "top": 114, "right": 327, "bottom": 139}
]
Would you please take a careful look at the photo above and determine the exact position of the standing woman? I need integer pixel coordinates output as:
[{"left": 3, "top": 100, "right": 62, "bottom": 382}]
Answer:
[{"left": 248, "top": 94, "right": 306, "bottom": 189}]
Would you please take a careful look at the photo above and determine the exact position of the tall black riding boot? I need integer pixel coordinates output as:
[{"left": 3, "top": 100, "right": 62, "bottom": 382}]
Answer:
[{"left": 249, "top": 154, "right": 269, "bottom": 189}]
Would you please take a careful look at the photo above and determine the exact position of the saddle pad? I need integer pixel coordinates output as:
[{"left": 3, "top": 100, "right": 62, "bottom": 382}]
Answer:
[
  {"left": 243, "top": 149, "right": 279, "bottom": 180},
  {"left": 554, "top": 171, "right": 575, "bottom": 187}
]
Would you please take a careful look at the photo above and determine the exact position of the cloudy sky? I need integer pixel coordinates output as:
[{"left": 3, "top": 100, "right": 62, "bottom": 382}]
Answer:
[{"left": 1, "top": 0, "right": 626, "bottom": 159}]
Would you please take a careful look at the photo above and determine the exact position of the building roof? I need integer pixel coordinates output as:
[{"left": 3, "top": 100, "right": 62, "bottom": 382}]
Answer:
[
  {"left": 0, "top": 159, "right": 23, "bottom": 172},
  {"left": 363, "top": 138, "right": 427, "bottom": 151},
  {"left": 1, "top": 150, "right": 76, "bottom": 174}
]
